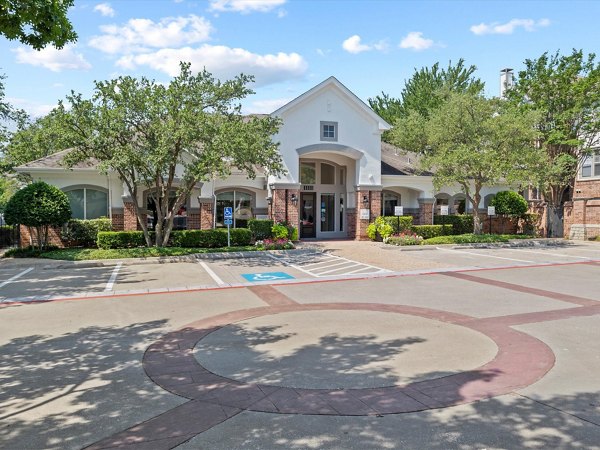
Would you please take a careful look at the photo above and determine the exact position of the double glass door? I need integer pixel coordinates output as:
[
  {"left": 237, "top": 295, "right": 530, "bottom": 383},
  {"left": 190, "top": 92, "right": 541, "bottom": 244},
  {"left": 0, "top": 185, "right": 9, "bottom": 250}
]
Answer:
[{"left": 300, "top": 192, "right": 343, "bottom": 238}]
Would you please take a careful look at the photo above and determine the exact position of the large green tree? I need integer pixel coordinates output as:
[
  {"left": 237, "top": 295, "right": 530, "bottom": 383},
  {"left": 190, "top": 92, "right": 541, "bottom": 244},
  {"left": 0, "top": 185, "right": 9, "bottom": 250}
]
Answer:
[
  {"left": 390, "top": 92, "right": 541, "bottom": 234},
  {"left": 368, "top": 59, "right": 485, "bottom": 137},
  {"left": 1, "top": 110, "right": 69, "bottom": 173},
  {"left": 507, "top": 49, "right": 600, "bottom": 207},
  {"left": 57, "top": 63, "right": 284, "bottom": 247},
  {"left": 0, "top": 0, "right": 76, "bottom": 49}
]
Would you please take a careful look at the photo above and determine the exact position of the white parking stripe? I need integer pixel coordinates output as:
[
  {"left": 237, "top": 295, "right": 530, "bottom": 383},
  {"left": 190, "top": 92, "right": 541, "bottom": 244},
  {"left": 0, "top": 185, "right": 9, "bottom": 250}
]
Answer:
[
  {"left": 0, "top": 267, "right": 34, "bottom": 289},
  {"left": 104, "top": 262, "right": 122, "bottom": 291},
  {"left": 513, "top": 249, "right": 592, "bottom": 259},
  {"left": 301, "top": 257, "right": 339, "bottom": 267},
  {"left": 436, "top": 247, "right": 534, "bottom": 263},
  {"left": 307, "top": 260, "right": 353, "bottom": 271},
  {"left": 198, "top": 261, "right": 226, "bottom": 286}
]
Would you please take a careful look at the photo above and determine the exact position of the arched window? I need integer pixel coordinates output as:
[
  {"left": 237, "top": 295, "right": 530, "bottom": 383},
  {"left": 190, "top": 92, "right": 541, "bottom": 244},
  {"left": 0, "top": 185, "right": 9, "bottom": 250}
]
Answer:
[
  {"left": 382, "top": 191, "right": 401, "bottom": 216},
  {"left": 64, "top": 187, "right": 108, "bottom": 220},
  {"left": 216, "top": 190, "right": 254, "bottom": 228}
]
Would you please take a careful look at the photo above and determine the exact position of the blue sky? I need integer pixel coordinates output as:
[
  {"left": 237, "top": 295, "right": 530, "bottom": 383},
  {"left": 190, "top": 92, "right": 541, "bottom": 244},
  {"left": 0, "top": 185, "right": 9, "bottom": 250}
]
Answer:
[{"left": 2, "top": 0, "right": 599, "bottom": 118}]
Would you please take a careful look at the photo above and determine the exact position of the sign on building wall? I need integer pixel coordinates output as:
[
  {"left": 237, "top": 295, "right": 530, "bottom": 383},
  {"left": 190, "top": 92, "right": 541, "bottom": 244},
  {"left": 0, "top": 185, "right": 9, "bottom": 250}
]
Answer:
[
  {"left": 360, "top": 209, "right": 370, "bottom": 220},
  {"left": 394, "top": 206, "right": 404, "bottom": 216}
]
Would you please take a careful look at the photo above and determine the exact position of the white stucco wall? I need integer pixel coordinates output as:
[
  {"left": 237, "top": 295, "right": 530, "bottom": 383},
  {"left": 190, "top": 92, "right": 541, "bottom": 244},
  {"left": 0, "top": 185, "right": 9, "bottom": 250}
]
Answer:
[{"left": 271, "top": 82, "right": 384, "bottom": 187}]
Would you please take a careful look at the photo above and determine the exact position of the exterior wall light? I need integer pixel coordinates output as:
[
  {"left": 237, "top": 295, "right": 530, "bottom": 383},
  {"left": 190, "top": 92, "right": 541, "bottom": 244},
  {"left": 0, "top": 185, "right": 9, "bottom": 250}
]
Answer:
[
  {"left": 362, "top": 194, "right": 369, "bottom": 207},
  {"left": 290, "top": 193, "right": 298, "bottom": 206},
  {"left": 266, "top": 196, "right": 273, "bottom": 206}
]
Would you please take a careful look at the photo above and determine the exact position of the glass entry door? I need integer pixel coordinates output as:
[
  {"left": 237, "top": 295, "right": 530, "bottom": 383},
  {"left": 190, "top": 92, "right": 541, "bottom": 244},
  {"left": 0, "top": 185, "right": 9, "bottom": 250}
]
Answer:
[
  {"left": 300, "top": 193, "right": 316, "bottom": 238},
  {"left": 320, "top": 193, "right": 335, "bottom": 232}
]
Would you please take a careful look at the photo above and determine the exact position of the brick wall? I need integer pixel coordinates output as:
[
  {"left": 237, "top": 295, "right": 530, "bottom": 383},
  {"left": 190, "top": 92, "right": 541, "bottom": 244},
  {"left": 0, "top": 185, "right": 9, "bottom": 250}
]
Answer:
[
  {"left": 123, "top": 201, "right": 139, "bottom": 231},
  {"left": 199, "top": 203, "right": 214, "bottom": 229},
  {"left": 188, "top": 208, "right": 201, "bottom": 230},
  {"left": 354, "top": 190, "right": 382, "bottom": 240},
  {"left": 270, "top": 189, "right": 300, "bottom": 227},
  {"left": 418, "top": 200, "right": 434, "bottom": 225},
  {"left": 111, "top": 211, "right": 124, "bottom": 231},
  {"left": 19, "top": 225, "right": 64, "bottom": 248},
  {"left": 346, "top": 208, "right": 357, "bottom": 239}
]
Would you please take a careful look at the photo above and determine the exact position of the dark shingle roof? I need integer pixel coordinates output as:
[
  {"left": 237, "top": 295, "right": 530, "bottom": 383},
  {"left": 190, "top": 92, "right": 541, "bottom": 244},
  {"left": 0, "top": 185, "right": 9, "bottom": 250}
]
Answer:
[{"left": 381, "top": 142, "right": 429, "bottom": 176}]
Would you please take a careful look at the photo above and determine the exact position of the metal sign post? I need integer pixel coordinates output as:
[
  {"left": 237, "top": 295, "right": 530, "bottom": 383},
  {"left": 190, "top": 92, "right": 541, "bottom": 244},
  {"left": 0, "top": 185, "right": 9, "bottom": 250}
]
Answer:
[
  {"left": 224, "top": 207, "right": 233, "bottom": 247},
  {"left": 394, "top": 206, "right": 403, "bottom": 232},
  {"left": 487, "top": 206, "right": 495, "bottom": 234}
]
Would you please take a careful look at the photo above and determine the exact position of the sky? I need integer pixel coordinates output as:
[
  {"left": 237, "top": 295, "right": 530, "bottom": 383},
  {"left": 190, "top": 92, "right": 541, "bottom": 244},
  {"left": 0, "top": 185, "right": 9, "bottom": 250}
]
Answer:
[{"left": 2, "top": 0, "right": 600, "bottom": 119}]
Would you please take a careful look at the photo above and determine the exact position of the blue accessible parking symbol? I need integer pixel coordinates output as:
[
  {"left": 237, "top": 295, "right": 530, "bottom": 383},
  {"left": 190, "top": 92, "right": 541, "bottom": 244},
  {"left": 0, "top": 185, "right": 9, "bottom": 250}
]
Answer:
[{"left": 242, "top": 272, "right": 295, "bottom": 282}]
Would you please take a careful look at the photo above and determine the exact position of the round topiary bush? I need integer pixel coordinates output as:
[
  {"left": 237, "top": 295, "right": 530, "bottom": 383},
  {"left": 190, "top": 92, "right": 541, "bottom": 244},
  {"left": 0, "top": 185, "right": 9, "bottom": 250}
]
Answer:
[
  {"left": 4, "top": 181, "right": 71, "bottom": 250},
  {"left": 490, "top": 191, "right": 528, "bottom": 217}
]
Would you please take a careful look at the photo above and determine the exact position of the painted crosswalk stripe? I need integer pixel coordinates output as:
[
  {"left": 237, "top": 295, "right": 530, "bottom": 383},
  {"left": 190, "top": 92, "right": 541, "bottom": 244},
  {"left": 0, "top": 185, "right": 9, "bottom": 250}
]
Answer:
[{"left": 0, "top": 267, "right": 34, "bottom": 289}]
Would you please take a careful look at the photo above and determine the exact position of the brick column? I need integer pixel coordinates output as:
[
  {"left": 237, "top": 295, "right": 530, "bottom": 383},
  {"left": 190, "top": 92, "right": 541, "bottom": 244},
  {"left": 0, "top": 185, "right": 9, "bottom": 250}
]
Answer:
[
  {"left": 187, "top": 207, "right": 201, "bottom": 230},
  {"left": 355, "top": 190, "right": 382, "bottom": 240},
  {"left": 346, "top": 208, "right": 357, "bottom": 238},
  {"left": 123, "top": 201, "right": 139, "bottom": 231},
  {"left": 418, "top": 198, "right": 435, "bottom": 225},
  {"left": 199, "top": 202, "right": 214, "bottom": 229},
  {"left": 111, "top": 208, "right": 124, "bottom": 231}
]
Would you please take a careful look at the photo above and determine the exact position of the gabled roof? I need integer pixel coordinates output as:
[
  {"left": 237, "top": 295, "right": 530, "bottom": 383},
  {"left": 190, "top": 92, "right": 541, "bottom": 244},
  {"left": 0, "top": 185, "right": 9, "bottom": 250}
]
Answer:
[
  {"left": 16, "top": 149, "right": 100, "bottom": 171},
  {"left": 271, "top": 76, "right": 391, "bottom": 131}
]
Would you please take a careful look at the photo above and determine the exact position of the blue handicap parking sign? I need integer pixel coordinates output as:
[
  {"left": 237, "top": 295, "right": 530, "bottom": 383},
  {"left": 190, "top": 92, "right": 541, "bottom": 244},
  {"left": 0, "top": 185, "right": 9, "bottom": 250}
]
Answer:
[
  {"left": 224, "top": 207, "right": 233, "bottom": 219},
  {"left": 242, "top": 272, "right": 295, "bottom": 282}
]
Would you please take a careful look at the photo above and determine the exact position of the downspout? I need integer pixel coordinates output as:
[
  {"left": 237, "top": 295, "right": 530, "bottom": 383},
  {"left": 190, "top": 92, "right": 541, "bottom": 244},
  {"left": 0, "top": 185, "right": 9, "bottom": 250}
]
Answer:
[
  {"left": 107, "top": 173, "right": 113, "bottom": 221},
  {"left": 285, "top": 188, "right": 288, "bottom": 223},
  {"left": 212, "top": 176, "right": 217, "bottom": 229}
]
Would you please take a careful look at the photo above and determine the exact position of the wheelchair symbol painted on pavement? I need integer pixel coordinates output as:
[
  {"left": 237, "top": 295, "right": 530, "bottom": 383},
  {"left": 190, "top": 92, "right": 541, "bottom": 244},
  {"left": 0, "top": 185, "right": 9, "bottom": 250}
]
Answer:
[{"left": 242, "top": 272, "right": 295, "bottom": 282}]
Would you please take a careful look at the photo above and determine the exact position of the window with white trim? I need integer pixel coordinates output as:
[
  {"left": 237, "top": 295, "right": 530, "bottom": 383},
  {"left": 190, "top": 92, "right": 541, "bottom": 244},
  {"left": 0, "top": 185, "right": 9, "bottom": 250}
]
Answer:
[{"left": 581, "top": 152, "right": 600, "bottom": 179}]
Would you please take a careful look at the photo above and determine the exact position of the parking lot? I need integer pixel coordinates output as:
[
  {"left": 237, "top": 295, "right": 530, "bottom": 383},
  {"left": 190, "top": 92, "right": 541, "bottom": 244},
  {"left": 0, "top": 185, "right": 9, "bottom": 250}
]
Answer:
[{"left": 0, "top": 241, "right": 598, "bottom": 304}]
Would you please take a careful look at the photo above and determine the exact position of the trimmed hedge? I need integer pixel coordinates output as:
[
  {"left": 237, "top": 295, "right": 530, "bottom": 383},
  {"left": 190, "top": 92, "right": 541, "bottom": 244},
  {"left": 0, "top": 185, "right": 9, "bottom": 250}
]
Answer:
[
  {"left": 434, "top": 214, "right": 473, "bottom": 235},
  {"left": 99, "top": 228, "right": 253, "bottom": 249},
  {"left": 62, "top": 218, "right": 112, "bottom": 248},
  {"left": 248, "top": 219, "right": 273, "bottom": 240},
  {"left": 381, "top": 216, "right": 414, "bottom": 234},
  {"left": 411, "top": 224, "right": 453, "bottom": 240},
  {"left": 97, "top": 231, "right": 146, "bottom": 249},
  {"left": 422, "top": 233, "right": 530, "bottom": 245}
]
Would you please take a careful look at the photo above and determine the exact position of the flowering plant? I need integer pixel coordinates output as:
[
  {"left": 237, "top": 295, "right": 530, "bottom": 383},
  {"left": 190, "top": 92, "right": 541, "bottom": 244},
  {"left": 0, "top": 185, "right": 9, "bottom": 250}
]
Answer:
[
  {"left": 384, "top": 231, "right": 424, "bottom": 246},
  {"left": 255, "top": 238, "right": 295, "bottom": 250}
]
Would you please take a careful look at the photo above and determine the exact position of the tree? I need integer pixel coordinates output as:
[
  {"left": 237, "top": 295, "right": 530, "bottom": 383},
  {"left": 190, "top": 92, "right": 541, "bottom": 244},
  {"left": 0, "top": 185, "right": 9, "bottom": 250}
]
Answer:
[
  {"left": 0, "top": 176, "right": 18, "bottom": 212},
  {"left": 390, "top": 92, "right": 541, "bottom": 234},
  {"left": 4, "top": 181, "right": 71, "bottom": 249},
  {"left": 507, "top": 49, "right": 600, "bottom": 207},
  {"left": 1, "top": 110, "right": 70, "bottom": 173},
  {"left": 57, "top": 63, "right": 284, "bottom": 247},
  {"left": 0, "top": 0, "right": 77, "bottom": 49},
  {"left": 490, "top": 191, "right": 529, "bottom": 233},
  {"left": 368, "top": 59, "right": 484, "bottom": 140}
]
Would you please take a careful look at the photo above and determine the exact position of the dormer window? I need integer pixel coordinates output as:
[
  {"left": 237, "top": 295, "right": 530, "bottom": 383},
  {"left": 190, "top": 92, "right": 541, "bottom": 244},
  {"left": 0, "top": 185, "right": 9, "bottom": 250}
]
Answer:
[{"left": 320, "top": 121, "right": 338, "bottom": 142}]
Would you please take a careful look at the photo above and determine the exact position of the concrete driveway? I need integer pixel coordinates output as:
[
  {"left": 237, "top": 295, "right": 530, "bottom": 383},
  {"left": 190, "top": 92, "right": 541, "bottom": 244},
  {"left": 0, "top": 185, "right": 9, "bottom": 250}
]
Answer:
[{"left": 0, "top": 241, "right": 599, "bottom": 449}]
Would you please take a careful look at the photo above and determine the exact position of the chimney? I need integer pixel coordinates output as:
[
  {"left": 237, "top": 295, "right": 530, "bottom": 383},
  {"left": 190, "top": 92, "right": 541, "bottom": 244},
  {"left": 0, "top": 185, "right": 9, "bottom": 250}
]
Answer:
[{"left": 499, "top": 68, "right": 514, "bottom": 99}]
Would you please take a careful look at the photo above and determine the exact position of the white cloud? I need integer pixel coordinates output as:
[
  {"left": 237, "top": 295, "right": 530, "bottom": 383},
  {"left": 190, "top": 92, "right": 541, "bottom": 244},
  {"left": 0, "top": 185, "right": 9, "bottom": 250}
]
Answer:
[
  {"left": 246, "top": 97, "right": 292, "bottom": 113},
  {"left": 470, "top": 18, "right": 550, "bottom": 35},
  {"left": 89, "top": 15, "right": 213, "bottom": 54},
  {"left": 115, "top": 45, "right": 307, "bottom": 86},
  {"left": 93, "top": 3, "right": 115, "bottom": 17},
  {"left": 7, "top": 98, "right": 58, "bottom": 117},
  {"left": 13, "top": 45, "right": 92, "bottom": 72},
  {"left": 208, "top": 0, "right": 286, "bottom": 13},
  {"left": 399, "top": 31, "right": 434, "bottom": 51},
  {"left": 342, "top": 35, "right": 388, "bottom": 54}
]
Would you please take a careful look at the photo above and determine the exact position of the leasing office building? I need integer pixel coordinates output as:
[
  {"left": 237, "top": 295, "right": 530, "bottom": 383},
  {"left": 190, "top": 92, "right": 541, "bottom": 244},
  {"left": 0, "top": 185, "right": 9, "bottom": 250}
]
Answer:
[{"left": 17, "top": 77, "right": 507, "bottom": 241}]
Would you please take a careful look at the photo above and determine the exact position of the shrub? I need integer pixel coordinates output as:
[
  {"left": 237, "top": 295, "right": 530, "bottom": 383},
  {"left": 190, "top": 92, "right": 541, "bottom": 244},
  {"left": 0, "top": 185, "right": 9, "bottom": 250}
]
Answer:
[
  {"left": 228, "top": 228, "right": 252, "bottom": 246},
  {"left": 490, "top": 191, "right": 528, "bottom": 217},
  {"left": 4, "top": 181, "right": 71, "bottom": 250},
  {"left": 62, "top": 218, "right": 112, "bottom": 248},
  {"left": 272, "top": 222, "right": 289, "bottom": 239},
  {"left": 255, "top": 238, "right": 294, "bottom": 250},
  {"left": 520, "top": 213, "right": 540, "bottom": 236},
  {"left": 0, "top": 225, "right": 17, "bottom": 247},
  {"left": 97, "top": 231, "right": 146, "bottom": 249},
  {"left": 434, "top": 215, "right": 472, "bottom": 235},
  {"left": 381, "top": 216, "right": 413, "bottom": 234},
  {"left": 366, "top": 216, "right": 394, "bottom": 241},
  {"left": 248, "top": 219, "right": 273, "bottom": 240},
  {"left": 170, "top": 229, "right": 228, "bottom": 248},
  {"left": 422, "top": 233, "right": 529, "bottom": 245},
  {"left": 411, "top": 224, "right": 452, "bottom": 239},
  {"left": 4, "top": 244, "right": 60, "bottom": 258},
  {"left": 385, "top": 231, "right": 423, "bottom": 246}
]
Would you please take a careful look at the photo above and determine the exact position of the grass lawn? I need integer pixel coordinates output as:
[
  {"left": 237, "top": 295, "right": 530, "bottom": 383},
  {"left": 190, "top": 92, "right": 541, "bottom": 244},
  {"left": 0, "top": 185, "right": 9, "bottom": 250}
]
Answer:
[
  {"left": 422, "top": 234, "right": 533, "bottom": 245},
  {"left": 38, "top": 246, "right": 257, "bottom": 261}
]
